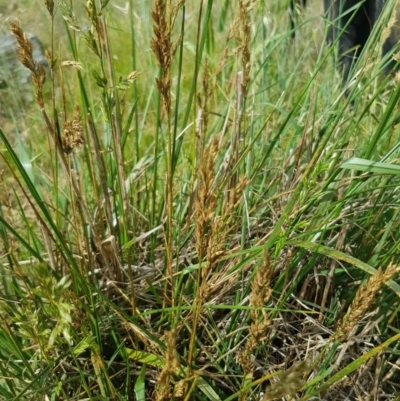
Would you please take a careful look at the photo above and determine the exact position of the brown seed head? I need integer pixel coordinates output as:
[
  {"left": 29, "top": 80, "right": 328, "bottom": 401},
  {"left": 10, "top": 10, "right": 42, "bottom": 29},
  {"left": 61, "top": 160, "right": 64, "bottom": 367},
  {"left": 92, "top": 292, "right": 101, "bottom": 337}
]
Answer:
[
  {"left": 335, "top": 262, "right": 400, "bottom": 341},
  {"left": 262, "top": 361, "right": 309, "bottom": 401},
  {"left": 9, "top": 21, "right": 37, "bottom": 73},
  {"left": 62, "top": 112, "right": 85, "bottom": 154},
  {"left": 44, "top": 0, "right": 55, "bottom": 16}
]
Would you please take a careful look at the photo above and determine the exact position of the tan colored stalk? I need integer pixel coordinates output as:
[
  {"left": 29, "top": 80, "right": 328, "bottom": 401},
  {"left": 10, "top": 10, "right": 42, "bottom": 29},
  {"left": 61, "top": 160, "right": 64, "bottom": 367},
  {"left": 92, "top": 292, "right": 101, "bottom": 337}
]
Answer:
[
  {"left": 238, "top": 0, "right": 254, "bottom": 95},
  {"left": 42, "top": 0, "right": 58, "bottom": 232},
  {"left": 197, "top": 60, "right": 211, "bottom": 157},
  {"left": 227, "top": 0, "right": 255, "bottom": 206},
  {"left": 85, "top": 0, "right": 125, "bottom": 283},
  {"left": 99, "top": 17, "right": 128, "bottom": 215},
  {"left": 188, "top": 137, "right": 219, "bottom": 365},
  {"left": 151, "top": 0, "right": 185, "bottom": 308},
  {"left": 187, "top": 138, "right": 248, "bottom": 398}
]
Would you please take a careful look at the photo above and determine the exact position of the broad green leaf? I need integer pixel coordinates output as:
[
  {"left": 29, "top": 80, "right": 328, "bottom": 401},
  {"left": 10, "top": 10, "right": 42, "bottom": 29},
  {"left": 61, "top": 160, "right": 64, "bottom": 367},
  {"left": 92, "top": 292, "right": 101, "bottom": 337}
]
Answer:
[
  {"left": 197, "top": 376, "right": 222, "bottom": 401},
  {"left": 341, "top": 157, "right": 400, "bottom": 175},
  {"left": 291, "top": 241, "right": 400, "bottom": 296},
  {"left": 125, "top": 348, "right": 165, "bottom": 369},
  {"left": 134, "top": 364, "right": 146, "bottom": 401},
  {"left": 73, "top": 336, "right": 96, "bottom": 356}
]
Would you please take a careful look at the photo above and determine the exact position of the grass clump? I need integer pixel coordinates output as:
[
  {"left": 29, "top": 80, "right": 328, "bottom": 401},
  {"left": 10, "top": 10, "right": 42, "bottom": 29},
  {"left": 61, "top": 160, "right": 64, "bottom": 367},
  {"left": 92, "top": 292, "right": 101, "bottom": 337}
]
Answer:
[{"left": 0, "top": 0, "right": 400, "bottom": 400}]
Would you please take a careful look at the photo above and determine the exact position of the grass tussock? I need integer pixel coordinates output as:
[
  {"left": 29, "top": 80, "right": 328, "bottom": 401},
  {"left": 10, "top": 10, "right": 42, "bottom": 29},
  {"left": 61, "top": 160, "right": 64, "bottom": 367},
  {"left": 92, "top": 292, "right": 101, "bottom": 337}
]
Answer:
[{"left": 0, "top": 0, "right": 400, "bottom": 400}]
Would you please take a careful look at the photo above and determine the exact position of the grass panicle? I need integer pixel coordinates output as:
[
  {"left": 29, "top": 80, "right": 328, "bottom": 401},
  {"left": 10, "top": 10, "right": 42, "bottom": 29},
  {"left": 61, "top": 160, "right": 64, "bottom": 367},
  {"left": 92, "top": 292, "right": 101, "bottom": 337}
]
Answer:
[
  {"left": 155, "top": 329, "right": 180, "bottom": 401},
  {"left": 9, "top": 21, "right": 46, "bottom": 107},
  {"left": 262, "top": 361, "right": 309, "bottom": 401},
  {"left": 62, "top": 108, "right": 85, "bottom": 154},
  {"left": 44, "top": 0, "right": 55, "bottom": 16},
  {"left": 151, "top": 0, "right": 185, "bottom": 309},
  {"left": 239, "top": 250, "right": 272, "bottom": 400},
  {"left": 335, "top": 262, "right": 400, "bottom": 342}
]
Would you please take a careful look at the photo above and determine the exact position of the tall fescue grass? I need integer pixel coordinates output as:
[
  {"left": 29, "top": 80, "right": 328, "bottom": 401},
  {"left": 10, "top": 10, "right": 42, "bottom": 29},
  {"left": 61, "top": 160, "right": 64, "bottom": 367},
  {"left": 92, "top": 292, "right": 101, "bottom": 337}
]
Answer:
[{"left": 0, "top": 0, "right": 400, "bottom": 400}]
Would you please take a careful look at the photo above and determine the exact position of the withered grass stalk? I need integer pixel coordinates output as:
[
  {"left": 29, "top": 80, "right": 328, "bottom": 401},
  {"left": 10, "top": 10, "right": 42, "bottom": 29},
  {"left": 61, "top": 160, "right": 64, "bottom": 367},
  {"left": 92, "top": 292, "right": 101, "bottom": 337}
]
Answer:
[
  {"left": 86, "top": 0, "right": 128, "bottom": 244},
  {"left": 196, "top": 59, "right": 212, "bottom": 155},
  {"left": 194, "top": 137, "right": 219, "bottom": 261},
  {"left": 226, "top": 1, "right": 254, "bottom": 206},
  {"left": 187, "top": 137, "right": 219, "bottom": 372},
  {"left": 238, "top": 0, "right": 254, "bottom": 97},
  {"left": 151, "top": 0, "right": 185, "bottom": 307},
  {"left": 187, "top": 137, "right": 249, "bottom": 394}
]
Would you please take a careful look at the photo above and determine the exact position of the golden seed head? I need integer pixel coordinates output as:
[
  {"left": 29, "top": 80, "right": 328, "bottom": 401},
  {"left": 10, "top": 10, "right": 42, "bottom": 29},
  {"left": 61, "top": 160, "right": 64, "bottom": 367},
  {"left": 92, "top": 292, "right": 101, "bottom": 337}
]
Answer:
[
  {"left": 335, "top": 262, "right": 399, "bottom": 341},
  {"left": 62, "top": 115, "right": 85, "bottom": 154}
]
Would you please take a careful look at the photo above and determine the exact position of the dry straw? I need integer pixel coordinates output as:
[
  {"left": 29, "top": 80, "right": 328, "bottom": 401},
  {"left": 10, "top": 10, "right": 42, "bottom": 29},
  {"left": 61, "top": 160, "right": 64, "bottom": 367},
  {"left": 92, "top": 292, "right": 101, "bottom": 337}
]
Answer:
[
  {"left": 194, "top": 137, "right": 219, "bottom": 262},
  {"left": 225, "top": 0, "right": 255, "bottom": 206},
  {"left": 197, "top": 59, "right": 212, "bottom": 154},
  {"left": 188, "top": 136, "right": 234, "bottom": 383},
  {"left": 238, "top": 0, "right": 255, "bottom": 95}
]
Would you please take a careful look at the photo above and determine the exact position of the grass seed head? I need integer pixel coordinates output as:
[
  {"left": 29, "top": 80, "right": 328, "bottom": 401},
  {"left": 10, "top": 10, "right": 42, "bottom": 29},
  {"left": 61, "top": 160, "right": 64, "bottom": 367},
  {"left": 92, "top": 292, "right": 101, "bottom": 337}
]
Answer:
[
  {"left": 62, "top": 111, "right": 85, "bottom": 154},
  {"left": 262, "top": 361, "right": 309, "bottom": 401},
  {"left": 250, "top": 250, "right": 272, "bottom": 321},
  {"left": 382, "top": 6, "right": 397, "bottom": 45},
  {"left": 151, "top": 0, "right": 182, "bottom": 115},
  {"left": 335, "top": 262, "right": 400, "bottom": 341},
  {"left": 10, "top": 21, "right": 46, "bottom": 107},
  {"left": 44, "top": 0, "right": 55, "bottom": 16},
  {"left": 155, "top": 330, "right": 179, "bottom": 401},
  {"left": 239, "top": 251, "right": 272, "bottom": 383},
  {"left": 238, "top": 0, "right": 255, "bottom": 92},
  {"left": 9, "top": 21, "right": 36, "bottom": 73},
  {"left": 195, "top": 137, "right": 219, "bottom": 260}
]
